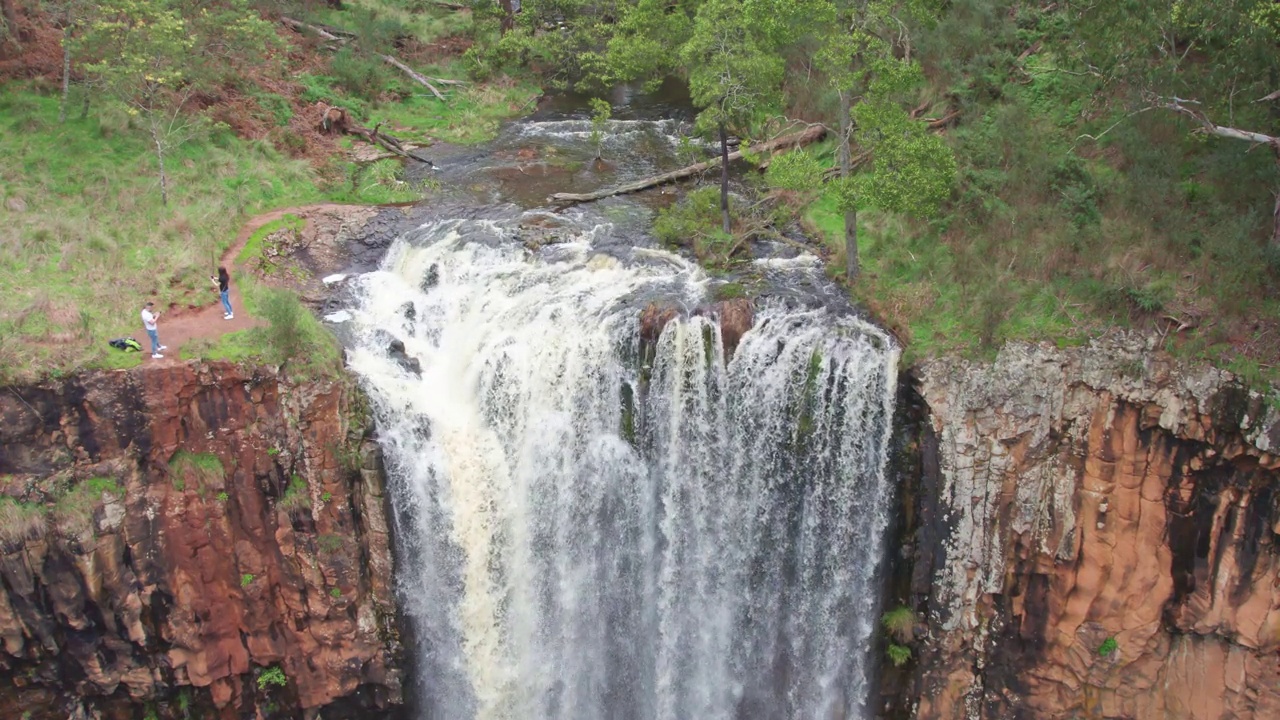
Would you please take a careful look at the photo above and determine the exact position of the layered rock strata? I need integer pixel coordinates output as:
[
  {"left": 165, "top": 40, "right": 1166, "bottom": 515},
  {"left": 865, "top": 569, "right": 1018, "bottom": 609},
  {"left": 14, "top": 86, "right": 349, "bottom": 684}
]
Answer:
[
  {"left": 0, "top": 362, "right": 402, "bottom": 719},
  {"left": 910, "top": 336, "right": 1280, "bottom": 719}
]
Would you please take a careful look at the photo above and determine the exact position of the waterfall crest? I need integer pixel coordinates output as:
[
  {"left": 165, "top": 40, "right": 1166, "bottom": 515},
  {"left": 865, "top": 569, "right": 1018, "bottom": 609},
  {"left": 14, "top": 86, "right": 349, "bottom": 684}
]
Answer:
[{"left": 344, "top": 216, "right": 899, "bottom": 720}]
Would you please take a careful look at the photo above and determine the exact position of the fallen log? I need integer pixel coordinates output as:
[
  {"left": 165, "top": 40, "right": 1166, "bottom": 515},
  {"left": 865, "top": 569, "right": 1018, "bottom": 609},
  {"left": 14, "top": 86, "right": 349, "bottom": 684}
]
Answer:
[
  {"left": 282, "top": 17, "right": 461, "bottom": 100},
  {"left": 380, "top": 54, "right": 446, "bottom": 102},
  {"left": 432, "top": 1, "right": 468, "bottom": 8},
  {"left": 548, "top": 124, "right": 826, "bottom": 204},
  {"left": 318, "top": 104, "right": 432, "bottom": 163},
  {"left": 281, "top": 16, "right": 348, "bottom": 42}
]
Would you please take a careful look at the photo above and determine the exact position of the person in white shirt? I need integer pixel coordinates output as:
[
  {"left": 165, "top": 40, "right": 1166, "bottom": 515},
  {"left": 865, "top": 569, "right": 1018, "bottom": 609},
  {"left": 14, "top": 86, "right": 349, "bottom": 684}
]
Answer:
[{"left": 141, "top": 302, "right": 167, "bottom": 359}]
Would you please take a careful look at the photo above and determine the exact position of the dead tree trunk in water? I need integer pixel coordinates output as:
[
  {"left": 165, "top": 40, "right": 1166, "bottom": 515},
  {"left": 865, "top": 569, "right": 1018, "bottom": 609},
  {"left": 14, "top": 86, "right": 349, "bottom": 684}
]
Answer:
[{"left": 547, "top": 124, "right": 826, "bottom": 204}]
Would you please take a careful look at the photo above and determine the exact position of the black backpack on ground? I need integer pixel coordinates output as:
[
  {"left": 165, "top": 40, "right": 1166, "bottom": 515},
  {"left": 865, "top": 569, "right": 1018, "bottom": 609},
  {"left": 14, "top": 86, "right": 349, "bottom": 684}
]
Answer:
[{"left": 109, "top": 337, "right": 143, "bottom": 352}]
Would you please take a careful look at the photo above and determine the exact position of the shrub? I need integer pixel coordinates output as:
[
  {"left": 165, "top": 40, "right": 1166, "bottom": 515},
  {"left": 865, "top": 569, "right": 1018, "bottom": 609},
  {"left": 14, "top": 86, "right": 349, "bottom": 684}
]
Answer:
[
  {"left": 1097, "top": 636, "right": 1118, "bottom": 656},
  {"left": 329, "top": 48, "right": 394, "bottom": 102},
  {"left": 280, "top": 474, "right": 312, "bottom": 512},
  {"left": 259, "top": 288, "right": 310, "bottom": 363},
  {"left": 257, "top": 664, "right": 287, "bottom": 690},
  {"left": 881, "top": 606, "right": 917, "bottom": 644},
  {"left": 653, "top": 186, "right": 722, "bottom": 249},
  {"left": 886, "top": 643, "right": 912, "bottom": 667},
  {"left": 329, "top": 587, "right": 342, "bottom": 598},
  {"left": 241, "top": 573, "right": 255, "bottom": 587},
  {"left": 168, "top": 451, "right": 225, "bottom": 494}
]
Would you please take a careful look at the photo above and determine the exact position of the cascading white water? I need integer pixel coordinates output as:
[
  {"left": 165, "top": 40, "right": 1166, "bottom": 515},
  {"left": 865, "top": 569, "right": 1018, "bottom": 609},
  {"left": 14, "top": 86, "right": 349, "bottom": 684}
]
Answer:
[{"left": 343, "top": 215, "right": 900, "bottom": 720}]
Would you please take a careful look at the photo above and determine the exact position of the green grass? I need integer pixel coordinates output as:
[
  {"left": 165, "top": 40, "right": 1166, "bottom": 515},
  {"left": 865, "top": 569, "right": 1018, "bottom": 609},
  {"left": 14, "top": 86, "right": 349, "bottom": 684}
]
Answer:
[
  {"left": 881, "top": 606, "right": 917, "bottom": 644},
  {"left": 181, "top": 278, "right": 343, "bottom": 377},
  {"left": 280, "top": 474, "right": 312, "bottom": 512},
  {"left": 372, "top": 73, "right": 541, "bottom": 145},
  {"left": 0, "top": 497, "right": 48, "bottom": 545},
  {"left": 0, "top": 90, "right": 330, "bottom": 382},
  {"left": 239, "top": 214, "right": 306, "bottom": 265},
  {"left": 168, "top": 451, "right": 225, "bottom": 494},
  {"left": 51, "top": 477, "right": 123, "bottom": 543}
]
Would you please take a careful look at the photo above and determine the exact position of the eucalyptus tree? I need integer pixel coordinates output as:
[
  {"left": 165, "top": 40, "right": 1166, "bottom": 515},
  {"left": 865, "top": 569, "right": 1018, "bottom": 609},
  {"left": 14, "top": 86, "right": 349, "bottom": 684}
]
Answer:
[
  {"left": 77, "top": 0, "right": 276, "bottom": 204},
  {"left": 813, "top": 0, "right": 954, "bottom": 281},
  {"left": 681, "top": 0, "right": 785, "bottom": 233}
]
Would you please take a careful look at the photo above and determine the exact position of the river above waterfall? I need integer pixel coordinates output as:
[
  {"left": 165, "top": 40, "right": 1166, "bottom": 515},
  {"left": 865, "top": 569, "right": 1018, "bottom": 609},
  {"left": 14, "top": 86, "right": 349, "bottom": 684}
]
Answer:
[{"left": 335, "top": 103, "right": 901, "bottom": 720}]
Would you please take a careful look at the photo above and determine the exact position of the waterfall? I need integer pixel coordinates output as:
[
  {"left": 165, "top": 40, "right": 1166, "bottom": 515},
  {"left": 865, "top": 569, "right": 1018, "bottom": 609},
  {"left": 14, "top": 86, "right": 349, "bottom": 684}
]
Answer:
[{"left": 343, "top": 215, "right": 900, "bottom": 720}]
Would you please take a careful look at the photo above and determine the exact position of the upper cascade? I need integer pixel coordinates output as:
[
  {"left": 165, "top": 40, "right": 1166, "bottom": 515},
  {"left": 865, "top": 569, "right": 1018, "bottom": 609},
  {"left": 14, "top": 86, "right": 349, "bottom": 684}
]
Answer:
[{"left": 343, "top": 214, "right": 900, "bottom": 720}]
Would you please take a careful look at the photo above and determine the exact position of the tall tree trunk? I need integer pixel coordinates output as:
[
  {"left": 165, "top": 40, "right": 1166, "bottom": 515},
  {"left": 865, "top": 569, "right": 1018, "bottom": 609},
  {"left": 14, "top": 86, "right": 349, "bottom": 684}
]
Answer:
[
  {"left": 59, "top": 29, "right": 71, "bottom": 124},
  {"left": 719, "top": 121, "right": 731, "bottom": 234},
  {"left": 1273, "top": 191, "right": 1280, "bottom": 248},
  {"left": 499, "top": 0, "right": 514, "bottom": 34},
  {"left": 151, "top": 125, "right": 169, "bottom": 206},
  {"left": 838, "top": 89, "right": 859, "bottom": 282},
  {"left": 79, "top": 89, "right": 91, "bottom": 120}
]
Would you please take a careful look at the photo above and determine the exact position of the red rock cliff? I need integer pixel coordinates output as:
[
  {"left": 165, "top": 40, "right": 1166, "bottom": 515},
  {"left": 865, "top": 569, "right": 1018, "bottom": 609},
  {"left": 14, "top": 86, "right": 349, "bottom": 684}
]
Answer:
[
  {"left": 907, "top": 336, "right": 1280, "bottom": 719},
  {"left": 0, "top": 361, "right": 403, "bottom": 719}
]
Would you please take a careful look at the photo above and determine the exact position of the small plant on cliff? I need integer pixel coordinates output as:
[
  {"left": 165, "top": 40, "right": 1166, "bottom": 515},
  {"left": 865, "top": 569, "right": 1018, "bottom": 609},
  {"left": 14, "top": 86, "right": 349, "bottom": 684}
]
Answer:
[
  {"left": 241, "top": 573, "right": 255, "bottom": 588},
  {"left": 51, "top": 478, "right": 123, "bottom": 544},
  {"left": 257, "top": 665, "right": 288, "bottom": 690},
  {"left": 0, "top": 497, "right": 47, "bottom": 545},
  {"left": 217, "top": 491, "right": 229, "bottom": 503},
  {"left": 317, "top": 533, "right": 345, "bottom": 554},
  {"left": 279, "top": 474, "right": 311, "bottom": 513},
  {"left": 886, "top": 643, "right": 912, "bottom": 667},
  {"left": 881, "top": 606, "right": 917, "bottom": 644},
  {"left": 168, "top": 451, "right": 224, "bottom": 494},
  {"left": 330, "top": 587, "right": 342, "bottom": 599},
  {"left": 320, "top": 491, "right": 333, "bottom": 504},
  {"left": 1097, "top": 636, "right": 1118, "bottom": 657}
]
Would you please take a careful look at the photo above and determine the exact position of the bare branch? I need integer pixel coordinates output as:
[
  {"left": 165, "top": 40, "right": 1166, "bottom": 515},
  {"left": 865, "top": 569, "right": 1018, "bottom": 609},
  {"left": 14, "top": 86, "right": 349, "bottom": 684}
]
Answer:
[{"left": 1157, "top": 97, "right": 1278, "bottom": 145}]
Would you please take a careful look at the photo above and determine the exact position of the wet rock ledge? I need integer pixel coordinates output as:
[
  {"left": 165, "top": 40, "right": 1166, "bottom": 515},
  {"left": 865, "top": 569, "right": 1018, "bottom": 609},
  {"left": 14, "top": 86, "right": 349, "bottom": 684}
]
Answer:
[{"left": 0, "top": 362, "right": 403, "bottom": 719}]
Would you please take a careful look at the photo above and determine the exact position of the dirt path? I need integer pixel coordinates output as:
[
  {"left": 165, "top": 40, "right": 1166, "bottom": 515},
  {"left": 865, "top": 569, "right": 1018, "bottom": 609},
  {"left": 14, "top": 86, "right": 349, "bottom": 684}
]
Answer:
[{"left": 148, "top": 204, "right": 369, "bottom": 363}]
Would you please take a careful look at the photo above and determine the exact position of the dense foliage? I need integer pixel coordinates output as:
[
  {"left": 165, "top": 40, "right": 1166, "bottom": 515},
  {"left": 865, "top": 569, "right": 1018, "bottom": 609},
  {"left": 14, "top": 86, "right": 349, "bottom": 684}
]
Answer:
[{"left": 2, "top": 0, "right": 1279, "bottom": 379}]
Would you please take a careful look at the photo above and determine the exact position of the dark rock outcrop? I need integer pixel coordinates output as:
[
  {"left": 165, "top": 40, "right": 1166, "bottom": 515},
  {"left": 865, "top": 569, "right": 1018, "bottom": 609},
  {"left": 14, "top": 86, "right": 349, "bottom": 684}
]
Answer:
[{"left": 0, "top": 362, "right": 402, "bottom": 719}]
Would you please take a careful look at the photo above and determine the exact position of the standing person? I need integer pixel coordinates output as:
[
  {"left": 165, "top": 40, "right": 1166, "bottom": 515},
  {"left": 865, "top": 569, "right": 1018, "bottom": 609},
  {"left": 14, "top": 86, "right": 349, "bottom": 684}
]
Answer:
[
  {"left": 211, "top": 267, "right": 234, "bottom": 320},
  {"left": 141, "top": 301, "right": 166, "bottom": 359}
]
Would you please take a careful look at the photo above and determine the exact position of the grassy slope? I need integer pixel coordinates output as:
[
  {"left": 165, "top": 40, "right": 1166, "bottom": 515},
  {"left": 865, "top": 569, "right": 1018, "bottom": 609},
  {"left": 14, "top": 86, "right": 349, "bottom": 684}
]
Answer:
[{"left": 0, "top": 2, "right": 536, "bottom": 382}]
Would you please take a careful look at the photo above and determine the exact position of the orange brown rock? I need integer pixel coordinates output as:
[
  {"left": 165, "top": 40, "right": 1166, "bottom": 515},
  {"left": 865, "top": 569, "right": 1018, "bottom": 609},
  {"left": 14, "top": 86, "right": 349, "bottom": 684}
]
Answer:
[
  {"left": 912, "top": 335, "right": 1280, "bottom": 720},
  {"left": 0, "top": 362, "right": 401, "bottom": 719}
]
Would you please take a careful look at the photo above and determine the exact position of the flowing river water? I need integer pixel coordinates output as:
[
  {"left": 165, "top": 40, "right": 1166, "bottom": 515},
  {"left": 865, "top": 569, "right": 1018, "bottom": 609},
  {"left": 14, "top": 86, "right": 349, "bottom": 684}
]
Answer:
[{"left": 335, "top": 92, "right": 901, "bottom": 720}]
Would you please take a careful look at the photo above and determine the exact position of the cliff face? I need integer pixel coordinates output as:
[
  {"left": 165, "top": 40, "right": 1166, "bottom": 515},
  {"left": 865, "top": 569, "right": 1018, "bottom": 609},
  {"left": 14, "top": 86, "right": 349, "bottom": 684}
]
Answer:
[
  {"left": 0, "top": 362, "right": 402, "bottom": 719},
  {"left": 909, "top": 336, "right": 1280, "bottom": 719}
]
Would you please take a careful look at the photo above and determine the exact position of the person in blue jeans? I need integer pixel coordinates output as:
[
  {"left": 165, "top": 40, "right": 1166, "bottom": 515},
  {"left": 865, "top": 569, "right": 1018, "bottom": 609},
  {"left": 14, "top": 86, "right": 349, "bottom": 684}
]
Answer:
[
  {"left": 141, "top": 302, "right": 166, "bottom": 359},
  {"left": 211, "top": 266, "right": 234, "bottom": 320}
]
